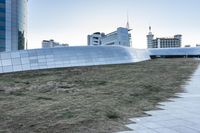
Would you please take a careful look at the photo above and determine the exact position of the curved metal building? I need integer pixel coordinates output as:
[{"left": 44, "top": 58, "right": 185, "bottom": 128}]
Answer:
[
  {"left": 0, "top": 46, "right": 150, "bottom": 74},
  {"left": 0, "top": 0, "right": 27, "bottom": 52}
]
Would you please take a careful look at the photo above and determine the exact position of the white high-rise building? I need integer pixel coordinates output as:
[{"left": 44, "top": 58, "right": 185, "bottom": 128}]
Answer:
[
  {"left": 42, "top": 40, "right": 69, "bottom": 48},
  {"left": 87, "top": 32, "right": 105, "bottom": 46},
  {"left": 147, "top": 27, "right": 182, "bottom": 48},
  {"left": 87, "top": 27, "right": 132, "bottom": 47}
]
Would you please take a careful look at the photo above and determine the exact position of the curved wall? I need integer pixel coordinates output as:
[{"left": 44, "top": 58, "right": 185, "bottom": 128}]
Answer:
[
  {"left": 149, "top": 47, "right": 200, "bottom": 57},
  {"left": 0, "top": 46, "right": 150, "bottom": 73}
]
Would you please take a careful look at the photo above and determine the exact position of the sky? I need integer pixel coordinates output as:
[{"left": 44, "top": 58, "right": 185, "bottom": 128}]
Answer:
[{"left": 28, "top": 0, "right": 200, "bottom": 49}]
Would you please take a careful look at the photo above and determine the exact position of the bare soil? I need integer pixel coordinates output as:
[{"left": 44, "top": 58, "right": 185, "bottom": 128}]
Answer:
[{"left": 0, "top": 58, "right": 199, "bottom": 133}]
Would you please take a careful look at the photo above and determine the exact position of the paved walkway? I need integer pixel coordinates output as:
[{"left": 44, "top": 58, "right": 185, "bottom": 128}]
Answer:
[{"left": 119, "top": 65, "right": 200, "bottom": 133}]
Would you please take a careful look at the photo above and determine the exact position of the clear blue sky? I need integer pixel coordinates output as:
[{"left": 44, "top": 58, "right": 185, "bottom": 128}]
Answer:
[{"left": 28, "top": 0, "right": 200, "bottom": 49}]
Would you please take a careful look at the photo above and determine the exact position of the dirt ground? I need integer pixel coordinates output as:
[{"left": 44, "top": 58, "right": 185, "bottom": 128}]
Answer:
[{"left": 0, "top": 58, "right": 199, "bottom": 133}]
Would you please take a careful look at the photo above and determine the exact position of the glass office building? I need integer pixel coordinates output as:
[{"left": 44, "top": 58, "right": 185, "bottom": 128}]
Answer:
[{"left": 0, "top": 0, "right": 27, "bottom": 52}]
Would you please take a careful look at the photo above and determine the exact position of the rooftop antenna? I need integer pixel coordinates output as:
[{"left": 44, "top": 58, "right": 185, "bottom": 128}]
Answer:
[
  {"left": 148, "top": 21, "right": 152, "bottom": 33},
  {"left": 126, "top": 11, "right": 132, "bottom": 31}
]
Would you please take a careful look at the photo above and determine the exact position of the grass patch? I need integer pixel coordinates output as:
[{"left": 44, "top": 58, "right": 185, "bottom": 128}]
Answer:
[
  {"left": 35, "top": 96, "right": 54, "bottom": 101},
  {"left": 106, "top": 111, "right": 120, "bottom": 120},
  {"left": 62, "top": 111, "right": 74, "bottom": 119},
  {"left": 0, "top": 58, "right": 199, "bottom": 133}
]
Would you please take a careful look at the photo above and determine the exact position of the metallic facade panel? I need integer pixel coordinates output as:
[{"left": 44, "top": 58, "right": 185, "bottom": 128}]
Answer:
[
  {"left": 149, "top": 47, "right": 200, "bottom": 56},
  {"left": 0, "top": 46, "right": 150, "bottom": 74}
]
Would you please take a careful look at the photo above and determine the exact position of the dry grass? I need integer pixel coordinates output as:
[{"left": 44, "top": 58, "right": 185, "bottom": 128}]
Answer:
[{"left": 0, "top": 58, "right": 199, "bottom": 133}]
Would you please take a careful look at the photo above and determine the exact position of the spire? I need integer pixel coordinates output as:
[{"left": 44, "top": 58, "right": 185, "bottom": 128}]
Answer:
[
  {"left": 126, "top": 12, "right": 132, "bottom": 31},
  {"left": 126, "top": 12, "right": 130, "bottom": 30},
  {"left": 148, "top": 26, "right": 153, "bottom": 36},
  {"left": 148, "top": 26, "right": 153, "bottom": 35},
  {"left": 149, "top": 26, "right": 151, "bottom": 32},
  {"left": 126, "top": 21, "right": 130, "bottom": 30}
]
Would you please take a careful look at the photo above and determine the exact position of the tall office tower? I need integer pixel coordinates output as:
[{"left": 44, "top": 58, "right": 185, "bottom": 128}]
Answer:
[{"left": 0, "top": 0, "right": 28, "bottom": 52}]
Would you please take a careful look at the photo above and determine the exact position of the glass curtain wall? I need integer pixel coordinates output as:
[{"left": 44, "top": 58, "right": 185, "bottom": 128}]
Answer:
[
  {"left": 11, "top": 0, "right": 27, "bottom": 51},
  {"left": 16, "top": 0, "right": 27, "bottom": 50},
  {"left": 0, "top": 0, "right": 5, "bottom": 52},
  {"left": 0, "top": 0, "right": 27, "bottom": 52}
]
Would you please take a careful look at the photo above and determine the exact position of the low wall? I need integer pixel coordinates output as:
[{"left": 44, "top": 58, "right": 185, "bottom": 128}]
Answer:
[
  {"left": 0, "top": 46, "right": 150, "bottom": 74},
  {"left": 149, "top": 47, "right": 200, "bottom": 58}
]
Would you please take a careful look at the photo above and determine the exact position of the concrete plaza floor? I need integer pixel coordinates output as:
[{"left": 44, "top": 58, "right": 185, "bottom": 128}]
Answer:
[{"left": 119, "top": 65, "right": 200, "bottom": 133}]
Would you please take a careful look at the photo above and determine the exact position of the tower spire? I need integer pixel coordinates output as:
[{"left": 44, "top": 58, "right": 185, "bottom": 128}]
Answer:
[
  {"left": 126, "top": 12, "right": 132, "bottom": 31},
  {"left": 149, "top": 26, "right": 151, "bottom": 32},
  {"left": 126, "top": 12, "right": 130, "bottom": 30}
]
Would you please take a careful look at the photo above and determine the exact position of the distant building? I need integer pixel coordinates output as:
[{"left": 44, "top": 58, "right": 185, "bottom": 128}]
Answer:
[
  {"left": 101, "top": 27, "right": 132, "bottom": 47},
  {"left": 87, "top": 27, "right": 132, "bottom": 47},
  {"left": 147, "top": 27, "right": 154, "bottom": 48},
  {"left": 196, "top": 44, "right": 200, "bottom": 47},
  {"left": 185, "top": 45, "right": 191, "bottom": 47},
  {"left": 87, "top": 32, "right": 105, "bottom": 46},
  {"left": 147, "top": 27, "right": 182, "bottom": 48},
  {"left": 42, "top": 40, "right": 69, "bottom": 48}
]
